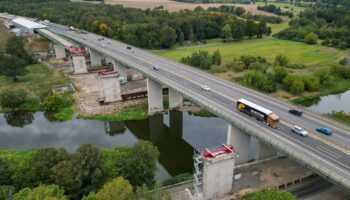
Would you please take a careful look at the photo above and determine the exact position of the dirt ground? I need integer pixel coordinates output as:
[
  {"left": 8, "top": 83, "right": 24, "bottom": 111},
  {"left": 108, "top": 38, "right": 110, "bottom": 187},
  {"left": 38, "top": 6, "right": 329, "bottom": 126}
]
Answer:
[
  {"left": 75, "top": 0, "right": 275, "bottom": 15},
  {"left": 24, "top": 35, "right": 51, "bottom": 53}
]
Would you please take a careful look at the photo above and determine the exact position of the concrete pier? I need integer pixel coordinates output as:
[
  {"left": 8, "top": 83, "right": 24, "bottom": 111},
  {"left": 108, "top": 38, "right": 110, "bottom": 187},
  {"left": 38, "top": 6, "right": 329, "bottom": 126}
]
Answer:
[
  {"left": 147, "top": 78, "right": 163, "bottom": 114},
  {"left": 112, "top": 60, "right": 128, "bottom": 83},
  {"left": 255, "top": 141, "right": 277, "bottom": 161},
  {"left": 227, "top": 124, "right": 251, "bottom": 164},
  {"left": 53, "top": 44, "right": 66, "bottom": 59},
  {"left": 89, "top": 48, "right": 102, "bottom": 67},
  {"left": 169, "top": 89, "right": 183, "bottom": 109},
  {"left": 149, "top": 114, "right": 164, "bottom": 144},
  {"left": 71, "top": 55, "right": 88, "bottom": 74},
  {"left": 98, "top": 73, "right": 122, "bottom": 103}
]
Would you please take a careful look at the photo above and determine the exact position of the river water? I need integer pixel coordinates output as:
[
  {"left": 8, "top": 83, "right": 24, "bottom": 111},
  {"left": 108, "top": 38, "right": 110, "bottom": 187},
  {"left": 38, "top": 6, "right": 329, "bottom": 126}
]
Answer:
[
  {"left": 0, "top": 111, "right": 246, "bottom": 181},
  {"left": 306, "top": 90, "right": 350, "bottom": 114}
]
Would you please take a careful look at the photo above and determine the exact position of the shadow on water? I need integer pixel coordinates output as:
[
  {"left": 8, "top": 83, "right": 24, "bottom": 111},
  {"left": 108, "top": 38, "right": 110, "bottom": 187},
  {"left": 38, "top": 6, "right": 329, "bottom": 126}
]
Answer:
[{"left": 3, "top": 111, "right": 34, "bottom": 128}]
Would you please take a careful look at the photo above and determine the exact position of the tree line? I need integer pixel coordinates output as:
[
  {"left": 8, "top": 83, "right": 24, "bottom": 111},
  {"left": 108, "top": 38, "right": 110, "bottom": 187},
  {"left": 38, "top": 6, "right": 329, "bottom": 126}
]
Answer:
[
  {"left": 275, "top": 2, "right": 350, "bottom": 49},
  {"left": 257, "top": 5, "right": 294, "bottom": 18},
  {"left": 0, "top": 141, "right": 162, "bottom": 200},
  {"left": 0, "top": 0, "right": 271, "bottom": 49}
]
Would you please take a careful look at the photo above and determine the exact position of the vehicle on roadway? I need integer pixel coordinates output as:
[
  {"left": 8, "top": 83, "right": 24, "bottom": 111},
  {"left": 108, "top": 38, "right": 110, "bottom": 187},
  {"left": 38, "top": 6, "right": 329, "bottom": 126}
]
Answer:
[
  {"left": 153, "top": 66, "right": 160, "bottom": 71},
  {"left": 201, "top": 85, "right": 210, "bottom": 91},
  {"left": 97, "top": 38, "right": 104, "bottom": 41},
  {"left": 236, "top": 99, "right": 280, "bottom": 128},
  {"left": 69, "top": 26, "right": 75, "bottom": 31},
  {"left": 127, "top": 46, "right": 132, "bottom": 50},
  {"left": 316, "top": 127, "right": 332, "bottom": 135},
  {"left": 289, "top": 109, "right": 303, "bottom": 116},
  {"left": 291, "top": 125, "right": 309, "bottom": 136},
  {"left": 101, "top": 44, "right": 106, "bottom": 47}
]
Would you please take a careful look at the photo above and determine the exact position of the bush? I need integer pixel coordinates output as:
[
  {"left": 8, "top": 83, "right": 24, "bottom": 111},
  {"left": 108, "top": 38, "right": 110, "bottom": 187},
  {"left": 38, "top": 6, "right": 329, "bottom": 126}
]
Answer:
[
  {"left": 240, "top": 70, "right": 276, "bottom": 93},
  {"left": 283, "top": 75, "right": 305, "bottom": 95},
  {"left": 339, "top": 57, "right": 350, "bottom": 65},
  {"left": 248, "top": 62, "right": 267, "bottom": 72},
  {"left": 212, "top": 50, "right": 222, "bottom": 65},
  {"left": 332, "top": 64, "right": 350, "bottom": 79},
  {"left": 181, "top": 51, "right": 212, "bottom": 70},
  {"left": 43, "top": 93, "right": 64, "bottom": 111},
  {"left": 275, "top": 54, "right": 289, "bottom": 66},
  {"left": 314, "top": 68, "right": 331, "bottom": 85},
  {"left": 0, "top": 88, "right": 28, "bottom": 110},
  {"left": 304, "top": 32, "right": 318, "bottom": 44},
  {"left": 303, "top": 75, "right": 320, "bottom": 91},
  {"left": 273, "top": 67, "right": 289, "bottom": 83},
  {"left": 243, "top": 188, "right": 296, "bottom": 200},
  {"left": 338, "top": 42, "right": 348, "bottom": 50}
]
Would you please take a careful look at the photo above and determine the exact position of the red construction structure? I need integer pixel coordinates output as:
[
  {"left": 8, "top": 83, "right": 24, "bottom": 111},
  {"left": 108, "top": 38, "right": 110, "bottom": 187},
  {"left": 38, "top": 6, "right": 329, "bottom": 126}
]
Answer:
[{"left": 202, "top": 144, "right": 234, "bottom": 158}]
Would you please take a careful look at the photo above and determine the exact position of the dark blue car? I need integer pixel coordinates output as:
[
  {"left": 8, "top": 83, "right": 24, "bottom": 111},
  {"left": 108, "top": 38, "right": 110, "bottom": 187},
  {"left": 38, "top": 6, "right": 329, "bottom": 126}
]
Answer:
[{"left": 316, "top": 127, "right": 332, "bottom": 135}]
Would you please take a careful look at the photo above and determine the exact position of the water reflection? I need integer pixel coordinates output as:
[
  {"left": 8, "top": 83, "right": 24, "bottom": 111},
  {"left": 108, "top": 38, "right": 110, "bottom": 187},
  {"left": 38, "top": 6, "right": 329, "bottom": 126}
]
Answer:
[
  {"left": 307, "top": 90, "right": 350, "bottom": 113},
  {"left": 0, "top": 110, "right": 228, "bottom": 180}
]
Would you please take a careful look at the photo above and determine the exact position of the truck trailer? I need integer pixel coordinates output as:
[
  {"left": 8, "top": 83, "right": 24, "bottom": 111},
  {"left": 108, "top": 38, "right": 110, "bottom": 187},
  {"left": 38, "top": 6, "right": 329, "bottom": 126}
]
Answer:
[{"left": 236, "top": 99, "right": 279, "bottom": 128}]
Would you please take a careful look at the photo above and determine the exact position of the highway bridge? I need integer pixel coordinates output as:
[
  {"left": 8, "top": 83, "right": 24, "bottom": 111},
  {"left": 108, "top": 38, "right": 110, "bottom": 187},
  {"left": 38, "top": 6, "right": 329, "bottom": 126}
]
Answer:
[{"left": 2, "top": 14, "right": 350, "bottom": 193}]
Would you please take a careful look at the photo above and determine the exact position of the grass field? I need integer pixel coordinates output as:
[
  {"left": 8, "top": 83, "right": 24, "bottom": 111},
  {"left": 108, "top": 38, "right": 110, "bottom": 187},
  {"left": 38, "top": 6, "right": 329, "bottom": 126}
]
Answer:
[{"left": 155, "top": 38, "right": 348, "bottom": 69}]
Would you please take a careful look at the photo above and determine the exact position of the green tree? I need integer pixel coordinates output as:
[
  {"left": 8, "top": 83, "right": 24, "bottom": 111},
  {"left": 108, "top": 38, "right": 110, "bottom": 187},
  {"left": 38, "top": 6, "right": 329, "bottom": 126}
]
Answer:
[
  {"left": 212, "top": 50, "right": 222, "bottom": 65},
  {"left": 159, "top": 26, "right": 177, "bottom": 48},
  {"left": 303, "top": 75, "right": 320, "bottom": 91},
  {"left": 283, "top": 75, "right": 305, "bottom": 94},
  {"left": 243, "top": 188, "right": 296, "bottom": 200},
  {"left": 95, "top": 177, "right": 134, "bottom": 200},
  {"left": 13, "top": 184, "right": 67, "bottom": 200},
  {"left": 231, "top": 20, "right": 246, "bottom": 40},
  {"left": 99, "top": 23, "right": 109, "bottom": 35},
  {"left": 43, "top": 93, "right": 64, "bottom": 111},
  {"left": 0, "top": 88, "right": 28, "bottom": 110},
  {"left": 240, "top": 71, "right": 276, "bottom": 93},
  {"left": 248, "top": 62, "right": 267, "bottom": 72},
  {"left": 0, "top": 185, "right": 15, "bottom": 200},
  {"left": 256, "top": 21, "right": 267, "bottom": 38},
  {"left": 305, "top": 32, "right": 318, "bottom": 44},
  {"left": 179, "top": 32, "right": 185, "bottom": 46},
  {"left": 314, "top": 68, "right": 331, "bottom": 85},
  {"left": 275, "top": 54, "right": 289, "bottom": 66},
  {"left": 273, "top": 67, "right": 289, "bottom": 83},
  {"left": 5, "top": 36, "right": 32, "bottom": 65},
  {"left": 221, "top": 24, "right": 232, "bottom": 43},
  {"left": 0, "top": 158, "right": 12, "bottom": 185},
  {"left": 121, "top": 140, "right": 159, "bottom": 188},
  {"left": 0, "top": 54, "right": 27, "bottom": 81},
  {"left": 186, "top": 51, "right": 213, "bottom": 70},
  {"left": 245, "top": 20, "right": 257, "bottom": 39}
]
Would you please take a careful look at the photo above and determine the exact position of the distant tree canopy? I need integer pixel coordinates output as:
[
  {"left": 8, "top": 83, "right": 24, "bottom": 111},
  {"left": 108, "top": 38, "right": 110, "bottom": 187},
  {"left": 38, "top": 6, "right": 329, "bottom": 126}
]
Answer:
[{"left": 0, "top": 1, "right": 271, "bottom": 49}]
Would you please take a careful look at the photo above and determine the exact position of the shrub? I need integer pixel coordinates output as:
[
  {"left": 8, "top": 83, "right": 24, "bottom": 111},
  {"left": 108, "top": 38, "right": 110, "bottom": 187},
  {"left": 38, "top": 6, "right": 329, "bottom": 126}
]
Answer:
[
  {"left": 0, "top": 88, "right": 28, "bottom": 110},
  {"left": 304, "top": 32, "right": 318, "bottom": 44},
  {"left": 283, "top": 75, "right": 305, "bottom": 95},
  {"left": 286, "top": 64, "right": 305, "bottom": 69},
  {"left": 248, "top": 62, "right": 267, "bottom": 72},
  {"left": 273, "top": 67, "right": 289, "bottom": 83},
  {"left": 303, "top": 75, "right": 320, "bottom": 91},
  {"left": 43, "top": 93, "right": 64, "bottom": 111},
  {"left": 275, "top": 54, "right": 289, "bottom": 66},
  {"left": 240, "top": 70, "right": 276, "bottom": 93}
]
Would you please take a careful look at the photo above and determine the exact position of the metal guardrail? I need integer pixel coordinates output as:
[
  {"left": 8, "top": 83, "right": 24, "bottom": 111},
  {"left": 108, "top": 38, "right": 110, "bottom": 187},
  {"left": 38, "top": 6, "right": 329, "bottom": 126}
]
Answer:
[{"left": 50, "top": 28, "right": 350, "bottom": 192}]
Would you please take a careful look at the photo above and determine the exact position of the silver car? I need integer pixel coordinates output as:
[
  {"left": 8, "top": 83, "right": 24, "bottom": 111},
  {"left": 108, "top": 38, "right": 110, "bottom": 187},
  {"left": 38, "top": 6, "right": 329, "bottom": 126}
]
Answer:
[{"left": 291, "top": 125, "right": 308, "bottom": 137}]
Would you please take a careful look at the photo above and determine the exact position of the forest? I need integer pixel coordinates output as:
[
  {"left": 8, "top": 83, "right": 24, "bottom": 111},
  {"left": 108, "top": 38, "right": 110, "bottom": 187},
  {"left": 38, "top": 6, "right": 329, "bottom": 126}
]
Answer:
[{"left": 0, "top": 1, "right": 271, "bottom": 49}]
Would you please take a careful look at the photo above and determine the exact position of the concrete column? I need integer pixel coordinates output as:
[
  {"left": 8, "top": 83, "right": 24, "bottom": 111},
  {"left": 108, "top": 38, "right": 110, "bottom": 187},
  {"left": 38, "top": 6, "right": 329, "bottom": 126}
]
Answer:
[
  {"left": 53, "top": 44, "right": 66, "bottom": 59},
  {"left": 227, "top": 124, "right": 251, "bottom": 165},
  {"left": 112, "top": 60, "right": 127, "bottom": 83},
  {"left": 147, "top": 78, "right": 163, "bottom": 114},
  {"left": 169, "top": 89, "right": 183, "bottom": 109},
  {"left": 71, "top": 55, "right": 88, "bottom": 74},
  {"left": 89, "top": 48, "right": 102, "bottom": 67},
  {"left": 149, "top": 114, "right": 164, "bottom": 144},
  {"left": 106, "top": 56, "right": 113, "bottom": 65},
  {"left": 98, "top": 74, "right": 122, "bottom": 103},
  {"left": 255, "top": 141, "right": 277, "bottom": 161}
]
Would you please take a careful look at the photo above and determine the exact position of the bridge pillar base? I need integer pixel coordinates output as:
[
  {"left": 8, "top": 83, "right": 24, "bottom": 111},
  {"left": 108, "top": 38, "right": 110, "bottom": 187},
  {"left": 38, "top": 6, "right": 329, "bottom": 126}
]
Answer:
[
  {"left": 53, "top": 44, "right": 66, "bottom": 59},
  {"left": 89, "top": 48, "right": 102, "bottom": 67},
  {"left": 147, "top": 78, "right": 163, "bottom": 114},
  {"left": 169, "top": 89, "right": 183, "bottom": 109},
  {"left": 112, "top": 60, "right": 128, "bottom": 84},
  {"left": 71, "top": 55, "right": 88, "bottom": 74},
  {"left": 98, "top": 73, "right": 122, "bottom": 103},
  {"left": 227, "top": 124, "right": 251, "bottom": 165},
  {"left": 255, "top": 141, "right": 277, "bottom": 161}
]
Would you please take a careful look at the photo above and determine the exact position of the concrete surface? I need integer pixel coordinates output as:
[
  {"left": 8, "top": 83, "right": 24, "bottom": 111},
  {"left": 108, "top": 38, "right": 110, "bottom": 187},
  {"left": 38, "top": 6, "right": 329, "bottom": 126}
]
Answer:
[
  {"left": 71, "top": 55, "right": 88, "bottom": 74},
  {"left": 53, "top": 44, "right": 66, "bottom": 59},
  {"left": 255, "top": 141, "right": 277, "bottom": 161},
  {"left": 89, "top": 48, "right": 102, "bottom": 67},
  {"left": 98, "top": 73, "right": 122, "bottom": 102},
  {"left": 112, "top": 60, "right": 128, "bottom": 83},
  {"left": 169, "top": 88, "right": 183, "bottom": 109},
  {"left": 227, "top": 124, "right": 251, "bottom": 165},
  {"left": 147, "top": 78, "right": 163, "bottom": 114}
]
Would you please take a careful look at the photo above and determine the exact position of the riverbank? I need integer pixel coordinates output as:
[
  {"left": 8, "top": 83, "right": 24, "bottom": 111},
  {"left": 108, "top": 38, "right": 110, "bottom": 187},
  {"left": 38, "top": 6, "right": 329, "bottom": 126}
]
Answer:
[{"left": 330, "top": 112, "right": 350, "bottom": 126}]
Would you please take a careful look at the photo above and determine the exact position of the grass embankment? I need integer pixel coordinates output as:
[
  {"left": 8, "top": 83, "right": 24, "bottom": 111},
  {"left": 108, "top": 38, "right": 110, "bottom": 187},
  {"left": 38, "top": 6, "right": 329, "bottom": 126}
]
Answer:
[
  {"left": 330, "top": 112, "right": 350, "bottom": 125},
  {"left": 0, "top": 64, "right": 73, "bottom": 120},
  {"left": 80, "top": 103, "right": 148, "bottom": 121},
  {"left": 155, "top": 37, "right": 349, "bottom": 102},
  {"left": 0, "top": 149, "right": 36, "bottom": 163}
]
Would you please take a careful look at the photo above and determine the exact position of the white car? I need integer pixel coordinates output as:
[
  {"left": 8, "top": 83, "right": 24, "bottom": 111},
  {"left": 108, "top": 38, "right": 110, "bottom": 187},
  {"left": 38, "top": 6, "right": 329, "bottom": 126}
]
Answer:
[
  {"left": 201, "top": 85, "right": 210, "bottom": 91},
  {"left": 291, "top": 126, "right": 308, "bottom": 136}
]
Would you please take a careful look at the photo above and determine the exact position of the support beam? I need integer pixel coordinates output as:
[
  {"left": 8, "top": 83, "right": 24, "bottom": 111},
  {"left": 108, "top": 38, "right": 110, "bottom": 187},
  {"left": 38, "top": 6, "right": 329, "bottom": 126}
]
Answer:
[
  {"left": 147, "top": 78, "right": 163, "bottom": 114},
  {"left": 112, "top": 60, "right": 127, "bottom": 83},
  {"left": 89, "top": 48, "right": 102, "bottom": 67},
  {"left": 227, "top": 124, "right": 251, "bottom": 164},
  {"left": 53, "top": 44, "right": 66, "bottom": 59},
  {"left": 169, "top": 89, "right": 183, "bottom": 109},
  {"left": 255, "top": 141, "right": 277, "bottom": 161},
  {"left": 71, "top": 55, "right": 88, "bottom": 74}
]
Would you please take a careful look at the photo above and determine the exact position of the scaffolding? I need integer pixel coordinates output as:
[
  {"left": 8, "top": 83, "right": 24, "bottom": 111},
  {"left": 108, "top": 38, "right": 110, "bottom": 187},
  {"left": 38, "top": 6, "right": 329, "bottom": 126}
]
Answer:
[{"left": 193, "top": 151, "right": 203, "bottom": 198}]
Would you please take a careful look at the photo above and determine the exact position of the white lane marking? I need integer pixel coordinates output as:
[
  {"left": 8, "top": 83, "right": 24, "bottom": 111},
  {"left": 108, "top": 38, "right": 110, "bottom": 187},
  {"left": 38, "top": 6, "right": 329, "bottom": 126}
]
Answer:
[
  {"left": 317, "top": 147, "right": 341, "bottom": 159},
  {"left": 318, "top": 146, "right": 343, "bottom": 159},
  {"left": 53, "top": 27, "right": 350, "bottom": 177}
]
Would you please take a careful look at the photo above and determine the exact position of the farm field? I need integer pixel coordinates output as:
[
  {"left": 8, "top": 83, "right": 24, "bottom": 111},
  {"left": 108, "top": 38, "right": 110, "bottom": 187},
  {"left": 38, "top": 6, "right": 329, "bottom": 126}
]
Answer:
[{"left": 154, "top": 38, "right": 348, "bottom": 69}]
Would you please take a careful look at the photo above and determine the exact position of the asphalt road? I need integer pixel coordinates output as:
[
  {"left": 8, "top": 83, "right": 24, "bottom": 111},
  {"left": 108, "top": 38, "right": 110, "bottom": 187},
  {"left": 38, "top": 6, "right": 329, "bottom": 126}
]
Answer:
[{"left": 45, "top": 23, "right": 350, "bottom": 190}]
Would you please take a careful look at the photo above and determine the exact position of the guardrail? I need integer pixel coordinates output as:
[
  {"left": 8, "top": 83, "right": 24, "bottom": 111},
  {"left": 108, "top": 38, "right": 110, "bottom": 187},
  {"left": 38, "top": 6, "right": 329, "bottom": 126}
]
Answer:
[{"left": 52, "top": 28, "right": 350, "bottom": 192}]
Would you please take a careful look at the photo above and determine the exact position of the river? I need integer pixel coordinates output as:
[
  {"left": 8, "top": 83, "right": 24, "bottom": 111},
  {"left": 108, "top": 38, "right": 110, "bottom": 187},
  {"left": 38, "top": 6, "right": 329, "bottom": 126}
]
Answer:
[{"left": 306, "top": 90, "right": 350, "bottom": 114}]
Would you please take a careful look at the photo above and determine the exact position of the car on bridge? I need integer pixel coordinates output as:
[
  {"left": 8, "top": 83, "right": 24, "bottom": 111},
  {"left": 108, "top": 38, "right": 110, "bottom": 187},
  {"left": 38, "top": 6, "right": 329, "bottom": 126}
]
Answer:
[
  {"left": 153, "top": 66, "right": 160, "bottom": 71},
  {"left": 291, "top": 126, "right": 309, "bottom": 137},
  {"left": 316, "top": 127, "right": 332, "bottom": 135},
  {"left": 289, "top": 109, "right": 303, "bottom": 116},
  {"left": 201, "top": 85, "right": 210, "bottom": 91},
  {"left": 127, "top": 46, "right": 132, "bottom": 50}
]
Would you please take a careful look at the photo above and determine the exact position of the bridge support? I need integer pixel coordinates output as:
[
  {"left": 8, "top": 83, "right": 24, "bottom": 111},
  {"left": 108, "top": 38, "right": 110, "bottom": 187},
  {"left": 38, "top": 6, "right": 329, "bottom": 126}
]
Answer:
[
  {"left": 53, "top": 44, "right": 66, "bottom": 59},
  {"left": 169, "top": 89, "right": 183, "bottom": 109},
  {"left": 98, "top": 73, "right": 122, "bottom": 103},
  {"left": 147, "top": 78, "right": 163, "bottom": 114},
  {"left": 105, "top": 56, "right": 113, "bottom": 65},
  {"left": 169, "top": 110, "right": 183, "bottom": 137},
  {"left": 89, "top": 48, "right": 102, "bottom": 67},
  {"left": 227, "top": 124, "right": 251, "bottom": 164},
  {"left": 255, "top": 141, "right": 276, "bottom": 161},
  {"left": 71, "top": 55, "right": 88, "bottom": 74},
  {"left": 112, "top": 60, "right": 128, "bottom": 84},
  {"left": 149, "top": 114, "right": 164, "bottom": 144}
]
